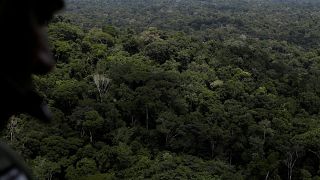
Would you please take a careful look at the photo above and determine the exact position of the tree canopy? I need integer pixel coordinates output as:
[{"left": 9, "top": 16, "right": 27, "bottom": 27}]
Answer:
[{"left": 2, "top": 0, "right": 320, "bottom": 179}]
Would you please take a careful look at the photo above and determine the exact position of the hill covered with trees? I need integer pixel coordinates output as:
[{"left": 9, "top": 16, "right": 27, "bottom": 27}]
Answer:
[{"left": 2, "top": 0, "right": 320, "bottom": 179}]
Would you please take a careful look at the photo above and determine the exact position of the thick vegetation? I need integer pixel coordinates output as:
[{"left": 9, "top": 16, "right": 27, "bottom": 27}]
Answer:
[{"left": 2, "top": 0, "right": 320, "bottom": 179}]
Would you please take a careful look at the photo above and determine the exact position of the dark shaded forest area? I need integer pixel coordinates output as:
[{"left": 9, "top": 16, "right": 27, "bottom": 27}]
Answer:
[{"left": 2, "top": 0, "right": 320, "bottom": 179}]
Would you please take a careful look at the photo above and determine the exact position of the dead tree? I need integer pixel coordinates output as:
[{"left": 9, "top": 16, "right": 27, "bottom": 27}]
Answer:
[
  {"left": 285, "top": 150, "right": 299, "bottom": 180},
  {"left": 7, "top": 116, "right": 18, "bottom": 142},
  {"left": 93, "top": 74, "right": 111, "bottom": 102}
]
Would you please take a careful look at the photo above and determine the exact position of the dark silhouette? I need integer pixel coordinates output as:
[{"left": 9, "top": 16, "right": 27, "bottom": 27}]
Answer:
[
  {"left": 0, "top": 0, "right": 64, "bottom": 179},
  {"left": 0, "top": 0, "right": 64, "bottom": 123}
]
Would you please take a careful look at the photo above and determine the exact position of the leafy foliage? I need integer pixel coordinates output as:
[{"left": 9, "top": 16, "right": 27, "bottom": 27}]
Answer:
[{"left": 2, "top": 0, "right": 320, "bottom": 179}]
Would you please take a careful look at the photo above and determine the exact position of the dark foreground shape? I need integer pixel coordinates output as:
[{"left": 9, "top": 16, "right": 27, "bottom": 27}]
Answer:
[
  {"left": 0, "top": 0, "right": 64, "bottom": 179},
  {"left": 0, "top": 0, "right": 64, "bottom": 124},
  {"left": 0, "top": 142, "right": 32, "bottom": 180}
]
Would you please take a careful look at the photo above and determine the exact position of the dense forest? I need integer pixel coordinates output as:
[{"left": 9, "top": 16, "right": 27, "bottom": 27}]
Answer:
[{"left": 2, "top": 0, "right": 320, "bottom": 179}]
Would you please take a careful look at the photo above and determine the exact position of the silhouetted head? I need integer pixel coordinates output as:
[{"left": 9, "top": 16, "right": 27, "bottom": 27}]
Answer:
[{"left": 0, "top": 0, "right": 64, "bottom": 124}]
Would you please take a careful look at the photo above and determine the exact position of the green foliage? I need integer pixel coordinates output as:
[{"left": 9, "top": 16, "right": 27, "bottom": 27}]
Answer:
[
  {"left": 66, "top": 158, "right": 98, "bottom": 180},
  {"left": 4, "top": 0, "right": 320, "bottom": 179},
  {"left": 31, "top": 157, "right": 61, "bottom": 180},
  {"left": 144, "top": 40, "right": 175, "bottom": 64},
  {"left": 48, "top": 22, "right": 84, "bottom": 42}
]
